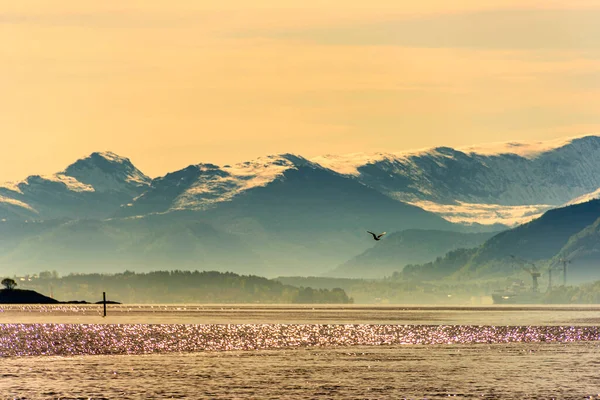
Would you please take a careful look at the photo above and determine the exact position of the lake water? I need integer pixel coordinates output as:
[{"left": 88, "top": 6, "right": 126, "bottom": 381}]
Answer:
[{"left": 2, "top": 305, "right": 600, "bottom": 399}]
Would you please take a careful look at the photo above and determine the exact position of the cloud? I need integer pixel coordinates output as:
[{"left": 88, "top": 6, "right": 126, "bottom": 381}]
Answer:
[
  {"left": 0, "top": 11, "right": 213, "bottom": 29},
  {"left": 4, "top": 2, "right": 600, "bottom": 182},
  {"left": 253, "top": 8, "right": 600, "bottom": 50},
  {"left": 471, "top": 107, "right": 600, "bottom": 131}
]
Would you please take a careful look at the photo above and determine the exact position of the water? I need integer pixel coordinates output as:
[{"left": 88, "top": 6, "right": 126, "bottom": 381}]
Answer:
[{"left": 2, "top": 305, "right": 600, "bottom": 399}]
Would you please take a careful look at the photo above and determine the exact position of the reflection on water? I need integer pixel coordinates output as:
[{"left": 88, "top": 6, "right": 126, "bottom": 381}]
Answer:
[
  {"left": 2, "top": 304, "right": 600, "bottom": 325},
  {"left": 1, "top": 305, "right": 600, "bottom": 399},
  {"left": 1, "top": 323, "right": 600, "bottom": 357},
  {"left": 2, "top": 344, "right": 600, "bottom": 399}
]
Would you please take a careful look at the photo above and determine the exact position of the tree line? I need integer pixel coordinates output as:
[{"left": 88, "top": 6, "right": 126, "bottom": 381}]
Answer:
[{"left": 15, "top": 270, "right": 354, "bottom": 304}]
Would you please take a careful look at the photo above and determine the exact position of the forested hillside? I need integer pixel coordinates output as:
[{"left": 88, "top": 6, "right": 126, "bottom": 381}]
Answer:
[{"left": 15, "top": 270, "right": 353, "bottom": 304}]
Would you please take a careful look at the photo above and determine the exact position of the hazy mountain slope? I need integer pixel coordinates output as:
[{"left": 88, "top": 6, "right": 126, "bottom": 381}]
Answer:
[
  {"left": 196, "top": 163, "right": 458, "bottom": 276},
  {"left": 467, "top": 200, "right": 600, "bottom": 267},
  {"left": 0, "top": 152, "right": 150, "bottom": 220},
  {"left": 109, "top": 155, "right": 459, "bottom": 276},
  {"left": 0, "top": 219, "right": 69, "bottom": 252},
  {"left": 401, "top": 247, "right": 480, "bottom": 281},
  {"left": 0, "top": 155, "right": 462, "bottom": 277},
  {"left": 327, "top": 230, "right": 497, "bottom": 278},
  {"left": 399, "top": 199, "right": 600, "bottom": 281},
  {"left": 207, "top": 164, "right": 453, "bottom": 232},
  {"left": 4, "top": 136, "right": 600, "bottom": 277},
  {"left": 0, "top": 195, "right": 39, "bottom": 220},
  {"left": 552, "top": 216, "right": 600, "bottom": 283},
  {"left": 0, "top": 216, "right": 264, "bottom": 276}
]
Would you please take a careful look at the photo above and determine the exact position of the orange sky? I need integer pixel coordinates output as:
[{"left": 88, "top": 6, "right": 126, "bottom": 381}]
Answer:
[{"left": 2, "top": 0, "right": 600, "bottom": 181}]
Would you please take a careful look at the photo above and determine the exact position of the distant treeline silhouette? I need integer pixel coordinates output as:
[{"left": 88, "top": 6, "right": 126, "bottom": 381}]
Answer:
[
  {"left": 20, "top": 270, "right": 353, "bottom": 304},
  {"left": 400, "top": 248, "right": 476, "bottom": 281},
  {"left": 541, "top": 280, "right": 600, "bottom": 304}
]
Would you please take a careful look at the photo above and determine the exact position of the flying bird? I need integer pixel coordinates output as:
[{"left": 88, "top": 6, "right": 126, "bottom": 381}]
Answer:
[{"left": 367, "top": 231, "right": 386, "bottom": 241}]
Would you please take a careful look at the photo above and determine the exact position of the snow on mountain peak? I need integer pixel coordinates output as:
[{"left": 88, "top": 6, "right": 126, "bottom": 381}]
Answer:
[
  {"left": 313, "top": 135, "right": 600, "bottom": 177},
  {"left": 62, "top": 151, "right": 150, "bottom": 193},
  {"left": 65, "top": 151, "right": 135, "bottom": 172},
  {"left": 457, "top": 134, "right": 599, "bottom": 159},
  {"left": 0, "top": 174, "right": 95, "bottom": 194},
  {"left": 0, "top": 151, "right": 150, "bottom": 217},
  {"left": 0, "top": 181, "right": 25, "bottom": 194},
  {"left": 0, "top": 194, "right": 38, "bottom": 213},
  {"left": 311, "top": 152, "right": 394, "bottom": 176},
  {"left": 563, "top": 187, "right": 600, "bottom": 207},
  {"left": 29, "top": 174, "right": 95, "bottom": 192},
  {"left": 193, "top": 163, "right": 221, "bottom": 171},
  {"left": 307, "top": 134, "right": 600, "bottom": 226},
  {"left": 311, "top": 146, "right": 459, "bottom": 176},
  {"left": 240, "top": 153, "right": 315, "bottom": 168},
  {"left": 92, "top": 151, "right": 130, "bottom": 163},
  {"left": 225, "top": 155, "right": 296, "bottom": 182},
  {"left": 171, "top": 154, "right": 316, "bottom": 211}
]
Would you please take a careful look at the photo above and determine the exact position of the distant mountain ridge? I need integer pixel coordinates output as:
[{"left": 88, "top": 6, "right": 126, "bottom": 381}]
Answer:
[
  {"left": 327, "top": 229, "right": 497, "bottom": 279},
  {"left": 315, "top": 135, "right": 600, "bottom": 206},
  {"left": 117, "top": 154, "right": 323, "bottom": 217},
  {"left": 0, "top": 159, "right": 456, "bottom": 277},
  {"left": 400, "top": 199, "right": 600, "bottom": 284},
  {"left": 315, "top": 135, "right": 600, "bottom": 226},
  {"left": 2, "top": 135, "right": 600, "bottom": 278},
  {"left": 3, "top": 135, "right": 600, "bottom": 225},
  {"left": 553, "top": 216, "right": 600, "bottom": 282},
  {"left": 63, "top": 151, "right": 150, "bottom": 197},
  {"left": 0, "top": 152, "right": 150, "bottom": 220}
]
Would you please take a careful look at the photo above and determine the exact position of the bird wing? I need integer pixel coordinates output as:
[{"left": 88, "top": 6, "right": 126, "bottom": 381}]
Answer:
[
  {"left": 378, "top": 232, "right": 387, "bottom": 238},
  {"left": 366, "top": 231, "right": 377, "bottom": 238}
]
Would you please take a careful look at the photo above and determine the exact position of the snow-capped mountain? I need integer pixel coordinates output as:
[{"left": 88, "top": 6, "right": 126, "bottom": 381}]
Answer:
[
  {"left": 4, "top": 135, "right": 600, "bottom": 226},
  {"left": 313, "top": 135, "right": 600, "bottom": 226},
  {"left": 118, "top": 154, "right": 329, "bottom": 217},
  {"left": 0, "top": 151, "right": 150, "bottom": 220},
  {"left": 111, "top": 153, "right": 458, "bottom": 276},
  {"left": 3, "top": 135, "right": 600, "bottom": 277},
  {"left": 0, "top": 152, "right": 459, "bottom": 277},
  {"left": 563, "top": 187, "right": 600, "bottom": 207},
  {"left": 63, "top": 151, "right": 150, "bottom": 197}
]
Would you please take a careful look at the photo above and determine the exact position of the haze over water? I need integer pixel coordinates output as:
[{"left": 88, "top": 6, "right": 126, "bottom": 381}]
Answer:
[{"left": 2, "top": 305, "right": 600, "bottom": 399}]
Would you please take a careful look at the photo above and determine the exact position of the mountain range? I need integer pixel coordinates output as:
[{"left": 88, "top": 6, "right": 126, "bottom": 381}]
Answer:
[
  {"left": 0, "top": 152, "right": 150, "bottom": 220},
  {"left": 0, "top": 153, "right": 454, "bottom": 277},
  {"left": 5, "top": 135, "right": 600, "bottom": 226},
  {"left": 3, "top": 135, "right": 600, "bottom": 279},
  {"left": 316, "top": 135, "right": 600, "bottom": 226},
  {"left": 399, "top": 199, "right": 600, "bottom": 284}
]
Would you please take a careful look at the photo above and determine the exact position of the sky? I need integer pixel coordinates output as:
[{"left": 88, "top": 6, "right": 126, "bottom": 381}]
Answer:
[{"left": 2, "top": 0, "right": 600, "bottom": 181}]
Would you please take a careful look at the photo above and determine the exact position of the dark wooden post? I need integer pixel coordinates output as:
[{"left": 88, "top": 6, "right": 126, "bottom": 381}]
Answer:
[{"left": 103, "top": 291, "right": 107, "bottom": 317}]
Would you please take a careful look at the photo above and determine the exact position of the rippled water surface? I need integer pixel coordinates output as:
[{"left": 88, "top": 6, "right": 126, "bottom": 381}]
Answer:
[{"left": 2, "top": 305, "right": 600, "bottom": 399}]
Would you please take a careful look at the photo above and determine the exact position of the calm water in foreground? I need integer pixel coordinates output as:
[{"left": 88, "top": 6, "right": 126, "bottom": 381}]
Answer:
[{"left": 1, "top": 305, "right": 600, "bottom": 399}]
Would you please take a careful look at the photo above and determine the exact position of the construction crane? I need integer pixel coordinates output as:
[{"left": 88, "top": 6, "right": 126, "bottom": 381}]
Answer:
[
  {"left": 545, "top": 264, "right": 562, "bottom": 291},
  {"left": 510, "top": 255, "right": 541, "bottom": 293},
  {"left": 557, "top": 258, "right": 572, "bottom": 286}
]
